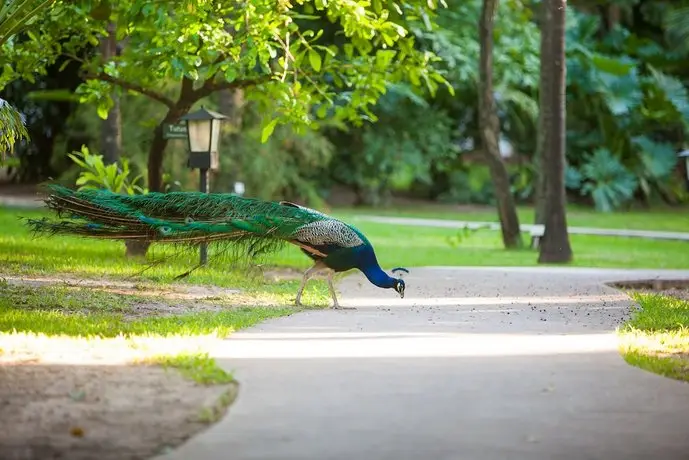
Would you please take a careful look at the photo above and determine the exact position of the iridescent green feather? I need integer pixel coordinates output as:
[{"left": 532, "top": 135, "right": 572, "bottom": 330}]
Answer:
[{"left": 26, "top": 185, "right": 332, "bottom": 259}]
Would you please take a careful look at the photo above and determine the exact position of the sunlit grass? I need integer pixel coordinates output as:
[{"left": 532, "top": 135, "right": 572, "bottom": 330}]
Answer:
[
  {"left": 0, "top": 281, "right": 298, "bottom": 384},
  {"left": 618, "top": 293, "right": 689, "bottom": 382}
]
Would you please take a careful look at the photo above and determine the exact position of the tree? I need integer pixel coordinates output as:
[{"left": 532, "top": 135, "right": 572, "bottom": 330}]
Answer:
[
  {"left": 478, "top": 0, "right": 522, "bottom": 248},
  {"left": 3, "top": 0, "right": 451, "bottom": 192},
  {"left": 537, "top": 0, "right": 572, "bottom": 264},
  {"left": 533, "top": 1, "right": 548, "bottom": 227},
  {"left": 0, "top": 0, "right": 55, "bottom": 160},
  {"left": 99, "top": 20, "right": 121, "bottom": 165}
]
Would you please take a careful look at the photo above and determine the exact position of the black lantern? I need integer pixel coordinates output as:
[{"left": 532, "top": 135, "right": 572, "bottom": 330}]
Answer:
[
  {"left": 180, "top": 106, "right": 228, "bottom": 265},
  {"left": 181, "top": 106, "right": 228, "bottom": 173}
]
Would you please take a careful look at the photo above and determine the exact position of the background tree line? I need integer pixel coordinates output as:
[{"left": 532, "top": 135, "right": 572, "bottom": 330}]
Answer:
[{"left": 1, "top": 0, "right": 689, "bottom": 262}]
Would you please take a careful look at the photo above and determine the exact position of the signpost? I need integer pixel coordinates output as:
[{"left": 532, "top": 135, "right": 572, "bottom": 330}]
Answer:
[{"left": 162, "top": 122, "right": 188, "bottom": 140}]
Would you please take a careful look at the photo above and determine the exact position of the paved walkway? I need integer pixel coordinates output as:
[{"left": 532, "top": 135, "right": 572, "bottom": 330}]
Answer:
[
  {"left": 355, "top": 215, "right": 689, "bottom": 241},
  {"left": 157, "top": 267, "right": 689, "bottom": 460}
]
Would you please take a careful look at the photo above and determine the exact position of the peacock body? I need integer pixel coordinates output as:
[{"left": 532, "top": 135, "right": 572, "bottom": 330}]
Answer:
[{"left": 27, "top": 185, "right": 406, "bottom": 308}]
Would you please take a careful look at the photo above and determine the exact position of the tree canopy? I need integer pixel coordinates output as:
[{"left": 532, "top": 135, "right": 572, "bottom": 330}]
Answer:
[
  {"left": 2, "top": 0, "right": 452, "bottom": 133},
  {"left": 2, "top": 0, "right": 689, "bottom": 213}
]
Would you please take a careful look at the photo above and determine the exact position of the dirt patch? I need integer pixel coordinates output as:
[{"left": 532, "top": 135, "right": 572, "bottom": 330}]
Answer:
[
  {"left": 609, "top": 279, "right": 689, "bottom": 302},
  {"left": 0, "top": 274, "right": 241, "bottom": 300},
  {"left": 261, "top": 266, "right": 305, "bottom": 282},
  {"left": 0, "top": 276, "right": 242, "bottom": 460},
  {"left": 0, "top": 363, "right": 237, "bottom": 460},
  {"left": 0, "top": 273, "right": 292, "bottom": 319}
]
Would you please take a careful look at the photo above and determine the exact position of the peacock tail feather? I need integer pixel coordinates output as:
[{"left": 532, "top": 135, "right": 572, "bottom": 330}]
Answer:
[{"left": 25, "top": 184, "right": 357, "bottom": 260}]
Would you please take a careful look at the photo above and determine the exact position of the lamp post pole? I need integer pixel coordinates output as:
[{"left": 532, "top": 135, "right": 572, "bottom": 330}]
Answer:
[
  {"left": 199, "top": 167, "right": 209, "bottom": 265},
  {"left": 179, "top": 106, "right": 229, "bottom": 267}
]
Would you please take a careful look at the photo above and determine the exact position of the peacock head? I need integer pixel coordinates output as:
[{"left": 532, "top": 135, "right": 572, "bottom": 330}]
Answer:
[
  {"left": 391, "top": 267, "right": 409, "bottom": 298},
  {"left": 393, "top": 279, "right": 405, "bottom": 298}
]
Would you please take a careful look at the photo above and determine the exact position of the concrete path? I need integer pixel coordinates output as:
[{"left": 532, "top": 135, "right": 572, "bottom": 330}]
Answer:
[
  {"left": 157, "top": 267, "right": 689, "bottom": 460},
  {"left": 355, "top": 215, "right": 689, "bottom": 242}
]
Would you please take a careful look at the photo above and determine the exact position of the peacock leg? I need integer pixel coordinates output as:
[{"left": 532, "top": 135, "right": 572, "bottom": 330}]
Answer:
[
  {"left": 327, "top": 270, "right": 340, "bottom": 309},
  {"left": 295, "top": 264, "right": 321, "bottom": 306}
]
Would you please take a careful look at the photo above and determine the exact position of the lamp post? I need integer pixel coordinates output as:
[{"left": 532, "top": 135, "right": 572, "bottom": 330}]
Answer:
[
  {"left": 679, "top": 150, "right": 689, "bottom": 193},
  {"left": 180, "top": 106, "right": 228, "bottom": 265}
]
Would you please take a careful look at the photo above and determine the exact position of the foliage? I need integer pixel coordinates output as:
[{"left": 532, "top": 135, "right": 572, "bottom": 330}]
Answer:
[
  {"left": 328, "top": 84, "right": 457, "bottom": 205},
  {"left": 437, "top": 165, "right": 496, "bottom": 205},
  {"left": 564, "top": 9, "right": 689, "bottom": 208},
  {"left": 3, "top": 0, "right": 689, "bottom": 215},
  {"left": 0, "top": 0, "right": 54, "bottom": 47},
  {"left": 577, "top": 148, "right": 638, "bottom": 213},
  {"left": 217, "top": 103, "right": 334, "bottom": 208},
  {"left": 0, "top": 0, "right": 55, "bottom": 160},
  {"left": 664, "top": 5, "right": 689, "bottom": 47},
  {"left": 2, "top": 0, "right": 452, "bottom": 136},
  {"left": 415, "top": 0, "right": 541, "bottom": 146},
  {"left": 1, "top": 55, "right": 84, "bottom": 181},
  {"left": 68, "top": 145, "right": 148, "bottom": 195},
  {"left": 0, "top": 98, "right": 28, "bottom": 162},
  {"left": 323, "top": 0, "right": 541, "bottom": 205}
]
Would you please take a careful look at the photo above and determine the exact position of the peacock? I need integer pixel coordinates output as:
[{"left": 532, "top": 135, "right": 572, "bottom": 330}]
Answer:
[{"left": 26, "top": 185, "right": 408, "bottom": 309}]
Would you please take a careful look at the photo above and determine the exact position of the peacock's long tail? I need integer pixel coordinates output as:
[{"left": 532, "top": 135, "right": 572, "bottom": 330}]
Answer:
[{"left": 26, "top": 185, "right": 329, "bottom": 257}]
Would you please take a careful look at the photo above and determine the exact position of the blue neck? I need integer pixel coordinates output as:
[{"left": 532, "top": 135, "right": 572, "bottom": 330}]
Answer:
[{"left": 361, "top": 264, "right": 396, "bottom": 289}]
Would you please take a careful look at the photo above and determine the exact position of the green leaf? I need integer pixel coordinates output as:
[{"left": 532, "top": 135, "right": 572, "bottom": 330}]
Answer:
[
  {"left": 308, "top": 49, "right": 322, "bottom": 72},
  {"left": 224, "top": 67, "right": 237, "bottom": 83},
  {"left": 647, "top": 66, "right": 689, "bottom": 121},
  {"left": 97, "top": 105, "right": 109, "bottom": 119},
  {"left": 261, "top": 119, "right": 278, "bottom": 143},
  {"left": 589, "top": 54, "right": 635, "bottom": 76}
]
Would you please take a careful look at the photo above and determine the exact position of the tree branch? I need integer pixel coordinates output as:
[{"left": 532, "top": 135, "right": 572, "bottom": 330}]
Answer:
[
  {"left": 89, "top": 72, "right": 175, "bottom": 109},
  {"left": 194, "top": 74, "right": 274, "bottom": 100},
  {"left": 180, "top": 76, "right": 194, "bottom": 100}
]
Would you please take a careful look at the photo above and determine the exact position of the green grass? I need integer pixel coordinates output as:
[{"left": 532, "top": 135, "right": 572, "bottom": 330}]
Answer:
[
  {"left": 1, "top": 201, "right": 687, "bottom": 387},
  {"left": 0, "top": 280, "right": 296, "bottom": 387},
  {"left": 618, "top": 292, "right": 689, "bottom": 382},
  {"left": 0, "top": 206, "right": 332, "bottom": 303},
  {"left": 341, "top": 217, "right": 689, "bottom": 269},
  {"left": 0, "top": 280, "right": 295, "bottom": 338},
  {"left": 3, "top": 206, "right": 689, "bottom": 274},
  {"left": 335, "top": 203, "right": 689, "bottom": 232},
  {"left": 153, "top": 352, "right": 235, "bottom": 385}
]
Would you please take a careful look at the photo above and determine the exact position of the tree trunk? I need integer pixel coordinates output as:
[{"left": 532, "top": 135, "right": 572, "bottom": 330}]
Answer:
[
  {"left": 142, "top": 102, "right": 192, "bottom": 257},
  {"left": 147, "top": 123, "right": 170, "bottom": 193},
  {"left": 219, "top": 89, "right": 245, "bottom": 129},
  {"left": 533, "top": 3, "right": 549, "bottom": 226},
  {"left": 100, "top": 23, "right": 121, "bottom": 165},
  {"left": 478, "top": 0, "right": 523, "bottom": 249},
  {"left": 538, "top": 0, "right": 573, "bottom": 264},
  {"left": 147, "top": 106, "right": 192, "bottom": 192}
]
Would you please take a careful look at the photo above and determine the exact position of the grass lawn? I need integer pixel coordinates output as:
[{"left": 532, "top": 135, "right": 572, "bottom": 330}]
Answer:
[
  {"left": 0, "top": 279, "right": 295, "bottom": 383},
  {"left": 1, "top": 200, "right": 687, "bottom": 375},
  {"left": 0, "top": 206, "right": 325, "bottom": 407},
  {"left": 618, "top": 292, "right": 689, "bottom": 382},
  {"left": 3, "top": 205, "right": 689, "bottom": 283},
  {"left": 0, "top": 276, "right": 273, "bottom": 457},
  {"left": 335, "top": 203, "right": 689, "bottom": 232},
  {"left": 0, "top": 200, "right": 686, "bottom": 439}
]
